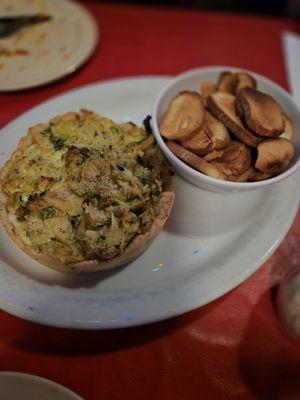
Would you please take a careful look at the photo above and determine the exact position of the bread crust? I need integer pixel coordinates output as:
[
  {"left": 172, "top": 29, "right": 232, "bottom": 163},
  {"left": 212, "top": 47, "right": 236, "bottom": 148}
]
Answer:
[{"left": 0, "top": 111, "right": 175, "bottom": 273}]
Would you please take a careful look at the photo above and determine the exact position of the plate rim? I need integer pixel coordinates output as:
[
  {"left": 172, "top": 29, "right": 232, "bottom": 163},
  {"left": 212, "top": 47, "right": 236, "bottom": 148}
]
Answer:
[
  {"left": 0, "top": 0, "right": 99, "bottom": 92},
  {"left": 0, "top": 76, "right": 299, "bottom": 329},
  {"left": 0, "top": 75, "right": 172, "bottom": 131}
]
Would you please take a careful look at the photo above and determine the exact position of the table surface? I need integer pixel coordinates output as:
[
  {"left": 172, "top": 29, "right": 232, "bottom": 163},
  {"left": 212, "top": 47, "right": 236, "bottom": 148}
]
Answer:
[{"left": 0, "top": 2, "right": 300, "bottom": 399}]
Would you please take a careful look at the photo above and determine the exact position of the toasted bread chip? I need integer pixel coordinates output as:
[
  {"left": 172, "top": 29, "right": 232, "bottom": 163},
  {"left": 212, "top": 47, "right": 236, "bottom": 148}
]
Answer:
[
  {"left": 200, "top": 80, "right": 216, "bottom": 99},
  {"left": 159, "top": 91, "right": 205, "bottom": 140},
  {"left": 229, "top": 167, "right": 272, "bottom": 182},
  {"left": 207, "top": 92, "right": 262, "bottom": 147},
  {"left": 228, "top": 167, "right": 256, "bottom": 182},
  {"left": 181, "top": 111, "right": 230, "bottom": 155},
  {"left": 180, "top": 128, "right": 212, "bottom": 155},
  {"left": 235, "top": 95, "right": 244, "bottom": 119},
  {"left": 205, "top": 111, "right": 231, "bottom": 150},
  {"left": 210, "top": 141, "right": 252, "bottom": 177},
  {"left": 214, "top": 140, "right": 240, "bottom": 162},
  {"left": 280, "top": 114, "right": 293, "bottom": 141},
  {"left": 236, "top": 87, "right": 285, "bottom": 137},
  {"left": 166, "top": 141, "right": 226, "bottom": 180},
  {"left": 217, "top": 72, "right": 238, "bottom": 94},
  {"left": 235, "top": 72, "right": 257, "bottom": 93},
  {"left": 248, "top": 169, "right": 273, "bottom": 181},
  {"left": 216, "top": 71, "right": 256, "bottom": 95},
  {"left": 203, "top": 149, "right": 225, "bottom": 161},
  {"left": 255, "top": 138, "right": 295, "bottom": 174}
]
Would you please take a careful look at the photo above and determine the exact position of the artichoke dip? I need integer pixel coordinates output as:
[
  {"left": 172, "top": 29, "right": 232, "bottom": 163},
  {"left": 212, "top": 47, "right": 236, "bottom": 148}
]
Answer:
[{"left": 0, "top": 111, "right": 174, "bottom": 272}]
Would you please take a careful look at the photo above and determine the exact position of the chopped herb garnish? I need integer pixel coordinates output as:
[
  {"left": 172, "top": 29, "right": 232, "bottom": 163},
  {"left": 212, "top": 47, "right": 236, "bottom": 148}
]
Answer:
[
  {"left": 110, "top": 126, "right": 120, "bottom": 135},
  {"left": 41, "top": 127, "right": 52, "bottom": 136},
  {"left": 16, "top": 206, "right": 30, "bottom": 221},
  {"left": 70, "top": 216, "right": 80, "bottom": 231},
  {"left": 39, "top": 207, "right": 56, "bottom": 221},
  {"left": 50, "top": 137, "right": 65, "bottom": 151},
  {"left": 137, "top": 155, "right": 144, "bottom": 165},
  {"left": 37, "top": 244, "right": 43, "bottom": 252},
  {"left": 12, "top": 192, "right": 23, "bottom": 208},
  {"left": 151, "top": 187, "right": 161, "bottom": 196},
  {"left": 138, "top": 171, "right": 152, "bottom": 185}
]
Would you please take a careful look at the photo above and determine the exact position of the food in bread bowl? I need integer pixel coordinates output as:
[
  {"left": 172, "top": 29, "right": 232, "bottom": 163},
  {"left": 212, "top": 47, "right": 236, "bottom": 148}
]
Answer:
[{"left": 0, "top": 110, "right": 174, "bottom": 273}]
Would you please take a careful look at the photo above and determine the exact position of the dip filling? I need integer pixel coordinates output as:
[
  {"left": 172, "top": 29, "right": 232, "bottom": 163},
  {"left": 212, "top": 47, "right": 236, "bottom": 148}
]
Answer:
[{"left": 2, "top": 115, "right": 171, "bottom": 264}]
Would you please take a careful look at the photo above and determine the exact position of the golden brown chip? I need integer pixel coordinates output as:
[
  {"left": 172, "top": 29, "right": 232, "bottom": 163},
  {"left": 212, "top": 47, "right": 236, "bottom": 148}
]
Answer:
[
  {"left": 207, "top": 92, "right": 262, "bottom": 147},
  {"left": 210, "top": 141, "right": 252, "bottom": 177},
  {"left": 159, "top": 91, "right": 205, "bottom": 140},
  {"left": 228, "top": 167, "right": 256, "bottom": 182},
  {"left": 181, "top": 111, "right": 230, "bottom": 155},
  {"left": 200, "top": 80, "right": 216, "bottom": 99},
  {"left": 248, "top": 169, "right": 273, "bottom": 181},
  {"left": 203, "top": 149, "right": 225, "bottom": 161},
  {"left": 235, "top": 72, "right": 257, "bottom": 94},
  {"left": 180, "top": 128, "right": 212, "bottom": 156},
  {"left": 166, "top": 140, "right": 226, "bottom": 179},
  {"left": 236, "top": 87, "right": 285, "bottom": 137},
  {"left": 280, "top": 114, "right": 293, "bottom": 141},
  {"left": 255, "top": 138, "right": 295, "bottom": 174},
  {"left": 216, "top": 72, "right": 238, "bottom": 94}
]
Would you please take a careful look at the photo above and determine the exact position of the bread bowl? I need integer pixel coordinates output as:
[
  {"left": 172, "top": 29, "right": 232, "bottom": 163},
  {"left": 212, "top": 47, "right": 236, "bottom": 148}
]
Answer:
[{"left": 0, "top": 110, "right": 174, "bottom": 273}]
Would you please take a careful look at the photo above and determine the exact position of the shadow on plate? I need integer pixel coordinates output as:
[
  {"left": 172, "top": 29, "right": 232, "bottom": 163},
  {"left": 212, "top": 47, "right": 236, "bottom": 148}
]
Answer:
[{"left": 165, "top": 176, "right": 269, "bottom": 238}]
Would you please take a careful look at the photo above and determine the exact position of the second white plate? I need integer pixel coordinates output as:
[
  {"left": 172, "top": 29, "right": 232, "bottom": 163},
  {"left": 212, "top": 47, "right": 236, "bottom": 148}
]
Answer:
[
  {"left": 0, "top": 0, "right": 98, "bottom": 91},
  {"left": 0, "top": 372, "right": 83, "bottom": 400},
  {"left": 0, "top": 76, "right": 298, "bottom": 329}
]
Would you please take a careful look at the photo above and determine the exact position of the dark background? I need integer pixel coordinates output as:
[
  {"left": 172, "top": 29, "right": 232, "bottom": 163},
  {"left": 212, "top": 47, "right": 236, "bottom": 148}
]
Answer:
[{"left": 99, "top": 0, "right": 300, "bottom": 17}]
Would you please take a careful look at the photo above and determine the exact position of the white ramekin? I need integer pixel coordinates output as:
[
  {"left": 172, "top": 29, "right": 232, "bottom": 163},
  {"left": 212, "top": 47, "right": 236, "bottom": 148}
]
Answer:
[{"left": 152, "top": 66, "right": 300, "bottom": 192}]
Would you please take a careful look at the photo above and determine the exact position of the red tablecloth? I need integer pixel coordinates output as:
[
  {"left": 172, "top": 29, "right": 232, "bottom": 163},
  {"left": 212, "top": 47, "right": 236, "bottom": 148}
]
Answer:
[{"left": 0, "top": 2, "right": 300, "bottom": 399}]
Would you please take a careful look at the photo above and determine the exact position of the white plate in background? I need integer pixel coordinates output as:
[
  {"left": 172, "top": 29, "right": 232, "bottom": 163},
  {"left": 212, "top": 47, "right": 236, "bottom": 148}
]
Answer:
[
  {"left": 0, "top": 372, "right": 83, "bottom": 400},
  {"left": 0, "top": 0, "right": 98, "bottom": 91},
  {"left": 0, "top": 76, "right": 298, "bottom": 329}
]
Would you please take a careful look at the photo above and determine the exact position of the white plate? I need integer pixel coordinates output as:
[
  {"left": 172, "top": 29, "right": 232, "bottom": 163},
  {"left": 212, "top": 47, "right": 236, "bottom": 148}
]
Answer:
[
  {"left": 0, "top": 0, "right": 98, "bottom": 91},
  {"left": 0, "top": 77, "right": 299, "bottom": 329},
  {"left": 0, "top": 372, "right": 83, "bottom": 400}
]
